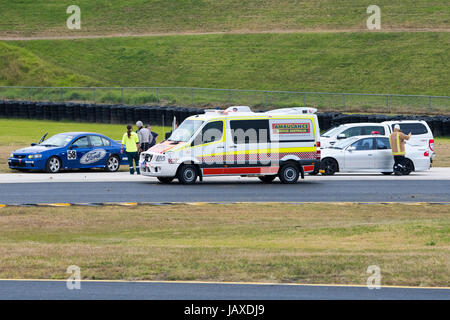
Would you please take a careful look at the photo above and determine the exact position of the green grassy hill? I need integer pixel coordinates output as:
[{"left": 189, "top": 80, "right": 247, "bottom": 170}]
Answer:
[
  {"left": 1, "top": 0, "right": 448, "bottom": 37},
  {"left": 3, "top": 32, "right": 449, "bottom": 96},
  {"left": 0, "top": 1, "right": 448, "bottom": 109},
  {"left": 0, "top": 42, "right": 100, "bottom": 87}
]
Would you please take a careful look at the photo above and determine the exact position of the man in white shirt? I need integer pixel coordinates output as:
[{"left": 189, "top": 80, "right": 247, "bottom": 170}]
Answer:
[{"left": 136, "top": 121, "right": 151, "bottom": 152}]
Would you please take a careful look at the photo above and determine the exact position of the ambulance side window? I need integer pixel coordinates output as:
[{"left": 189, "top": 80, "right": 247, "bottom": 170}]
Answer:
[
  {"left": 230, "top": 120, "right": 270, "bottom": 144},
  {"left": 193, "top": 121, "right": 223, "bottom": 145}
]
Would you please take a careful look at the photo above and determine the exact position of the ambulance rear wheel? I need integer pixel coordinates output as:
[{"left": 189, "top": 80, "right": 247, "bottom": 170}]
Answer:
[
  {"left": 177, "top": 164, "right": 198, "bottom": 184},
  {"left": 157, "top": 177, "right": 174, "bottom": 184},
  {"left": 258, "top": 175, "right": 277, "bottom": 183},
  {"left": 278, "top": 163, "right": 299, "bottom": 184}
]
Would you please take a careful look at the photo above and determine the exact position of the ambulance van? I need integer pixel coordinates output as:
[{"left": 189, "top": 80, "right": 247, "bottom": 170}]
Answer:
[{"left": 140, "top": 106, "right": 321, "bottom": 184}]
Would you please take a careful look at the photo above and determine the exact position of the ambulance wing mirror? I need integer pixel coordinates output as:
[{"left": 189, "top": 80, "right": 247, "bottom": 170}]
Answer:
[
  {"left": 337, "top": 134, "right": 346, "bottom": 140},
  {"left": 347, "top": 146, "right": 356, "bottom": 152}
]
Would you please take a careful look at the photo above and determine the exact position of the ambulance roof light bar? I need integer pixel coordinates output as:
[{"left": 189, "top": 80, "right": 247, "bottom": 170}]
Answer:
[
  {"left": 267, "top": 107, "right": 317, "bottom": 115},
  {"left": 204, "top": 106, "right": 253, "bottom": 114}
]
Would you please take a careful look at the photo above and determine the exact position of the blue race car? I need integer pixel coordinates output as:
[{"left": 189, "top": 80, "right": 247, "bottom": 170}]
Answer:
[{"left": 8, "top": 132, "right": 128, "bottom": 173}]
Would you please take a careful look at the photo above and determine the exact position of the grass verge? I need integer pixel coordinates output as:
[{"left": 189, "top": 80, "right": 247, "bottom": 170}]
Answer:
[
  {"left": 434, "top": 137, "right": 450, "bottom": 167},
  {"left": 0, "top": 203, "right": 448, "bottom": 286}
]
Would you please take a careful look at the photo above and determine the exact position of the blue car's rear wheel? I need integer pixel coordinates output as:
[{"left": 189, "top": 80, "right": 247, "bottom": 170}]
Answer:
[
  {"left": 46, "top": 156, "right": 61, "bottom": 173},
  {"left": 105, "top": 155, "right": 120, "bottom": 172}
]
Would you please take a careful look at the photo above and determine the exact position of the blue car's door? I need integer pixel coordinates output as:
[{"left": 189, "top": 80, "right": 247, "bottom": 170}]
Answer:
[
  {"left": 86, "top": 135, "right": 110, "bottom": 168},
  {"left": 67, "top": 136, "right": 92, "bottom": 169}
]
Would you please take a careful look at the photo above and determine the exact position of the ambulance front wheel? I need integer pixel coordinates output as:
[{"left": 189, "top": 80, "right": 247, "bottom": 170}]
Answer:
[
  {"left": 177, "top": 164, "right": 198, "bottom": 184},
  {"left": 258, "top": 175, "right": 277, "bottom": 183},
  {"left": 278, "top": 163, "right": 299, "bottom": 184}
]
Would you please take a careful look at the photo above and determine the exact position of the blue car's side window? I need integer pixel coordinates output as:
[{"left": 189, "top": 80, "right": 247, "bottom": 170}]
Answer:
[
  {"left": 101, "top": 137, "right": 112, "bottom": 147},
  {"left": 90, "top": 135, "right": 104, "bottom": 147},
  {"left": 72, "top": 137, "right": 89, "bottom": 148}
]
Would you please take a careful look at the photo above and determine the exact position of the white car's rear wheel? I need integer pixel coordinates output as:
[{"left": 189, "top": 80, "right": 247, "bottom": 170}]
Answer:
[{"left": 320, "top": 158, "right": 338, "bottom": 175}]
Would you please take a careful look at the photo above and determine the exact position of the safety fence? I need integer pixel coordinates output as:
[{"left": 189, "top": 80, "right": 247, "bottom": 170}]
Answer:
[
  {"left": 0, "top": 86, "right": 449, "bottom": 115},
  {"left": 1, "top": 100, "right": 450, "bottom": 136}
]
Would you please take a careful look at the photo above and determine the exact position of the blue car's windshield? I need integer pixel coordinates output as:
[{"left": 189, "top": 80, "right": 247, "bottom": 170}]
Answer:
[{"left": 39, "top": 134, "right": 75, "bottom": 147}]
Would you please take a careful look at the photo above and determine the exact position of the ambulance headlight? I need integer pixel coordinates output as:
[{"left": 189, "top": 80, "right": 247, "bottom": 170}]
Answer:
[
  {"left": 9, "top": 153, "right": 14, "bottom": 158},
  {"left": 28, "top": 154, "right": 43, "bottom": 159},
  {"left": 155, "top": 155, "right": 166, "bottom": 162}
]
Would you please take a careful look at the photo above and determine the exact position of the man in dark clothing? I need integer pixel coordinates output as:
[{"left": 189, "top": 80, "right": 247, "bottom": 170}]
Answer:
[{"left": 147, "top": 125, "right": 159, "bottom": 148}]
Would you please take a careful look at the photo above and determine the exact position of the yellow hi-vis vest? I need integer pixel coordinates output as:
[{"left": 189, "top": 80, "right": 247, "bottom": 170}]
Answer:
[{"left": 389, "top": 132, "right": 407, "bottom": 156}]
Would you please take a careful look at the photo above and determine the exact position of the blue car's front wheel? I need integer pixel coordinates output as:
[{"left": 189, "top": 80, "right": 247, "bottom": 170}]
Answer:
[{"left": 46, "top": 156, "right": 61, "bottom": 173}]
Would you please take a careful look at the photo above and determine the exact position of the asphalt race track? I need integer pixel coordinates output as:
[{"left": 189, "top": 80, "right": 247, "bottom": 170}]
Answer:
[
  {"left": 1, "top": 169, "right": 450, "bottom": 204},
  {"left": 0, "top": 280, "right": 449, "bottom": 300}
]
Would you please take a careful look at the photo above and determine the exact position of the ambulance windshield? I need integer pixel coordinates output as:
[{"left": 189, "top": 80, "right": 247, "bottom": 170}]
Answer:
[{"left": 168, "top": 120, "right": 204, "bottom": 142}]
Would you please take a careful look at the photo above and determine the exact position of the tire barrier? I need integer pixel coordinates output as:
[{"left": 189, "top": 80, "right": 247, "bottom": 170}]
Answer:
[
  {"left": 0, "top": 100, "right": 448, "bottom": 136},
  {"left": 0, "top": 100, "right": 205, "bottom": 129}
]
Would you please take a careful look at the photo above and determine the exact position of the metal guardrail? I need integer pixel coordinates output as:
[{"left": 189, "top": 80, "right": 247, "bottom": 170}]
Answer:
[{"left": 0, "top": 86, "right": 449, "bottom": 114}]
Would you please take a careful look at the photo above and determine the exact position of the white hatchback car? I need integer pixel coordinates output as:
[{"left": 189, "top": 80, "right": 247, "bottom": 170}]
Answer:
[
  {"left": 320, "top": 120, "right": 435, "bottom": 161},
  {"left": 319, "top": 135, "right": 431, "bottom": 175}
]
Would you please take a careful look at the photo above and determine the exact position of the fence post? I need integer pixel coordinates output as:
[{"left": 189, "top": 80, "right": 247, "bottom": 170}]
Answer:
[
  {"left": 121, "top": 88, "right": 124, "bottom": 104},
  {"left": 228, "top": 89, "right": 231, "bottom": 104},
  {"left": 264, "top": 91, "right": 268, "bottom": 108},
  {"left": 156, "top": 88, "right": 159, "bottom": 102},
  {"left": 28, "top": 88, "right": 31, "bottom": 102},
  {"left": 343, "top": 94, "right": 346, "bottom": 112},
  {"left": 162, "top": 114, "right": 165, "bottom": 137},
  {"left": 304, "top": 93, "right": 306, "bottom": 107},
  {"left": 386, "top": 95, "right": 389, "bottom": 113},
  {"left": 60, "top": 88, "right": 63, "bottom": 102},
  {"left": 93, "top": 88, "right": 96, "bottom": 104},
  {"left": 428, "top": 96, "right": 432, "bottom": 112},
  {"left": 191, "top": 88, "right": 194, "bottom": 105}
]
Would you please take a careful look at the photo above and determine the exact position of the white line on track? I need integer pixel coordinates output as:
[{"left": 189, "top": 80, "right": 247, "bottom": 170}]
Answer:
[{"left": 1, "top": 167, "right": 449, "bottom": 183}]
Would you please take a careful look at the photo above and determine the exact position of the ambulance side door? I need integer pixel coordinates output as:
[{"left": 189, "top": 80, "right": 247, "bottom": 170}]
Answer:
[{"left": 191, "top": 120, "right": 226, "bottom": 173}]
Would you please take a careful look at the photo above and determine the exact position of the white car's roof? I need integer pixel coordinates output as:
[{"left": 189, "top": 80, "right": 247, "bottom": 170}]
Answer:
[
  {"left": 336, "top": 122, "right": 387, "bottom": 128},
  {"left": 382, "top": 120, "right": 428, "bottom": 124}
]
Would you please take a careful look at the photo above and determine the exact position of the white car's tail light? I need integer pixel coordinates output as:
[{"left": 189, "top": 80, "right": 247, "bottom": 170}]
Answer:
[
  {"left": 316, "top": 141, "right": 321, "bottom": 159},
  {"left": 429, "top": 139, "right": 434, "bottom": 152}
]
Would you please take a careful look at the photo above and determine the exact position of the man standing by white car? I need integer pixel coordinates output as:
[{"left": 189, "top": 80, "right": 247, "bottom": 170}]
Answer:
[
  {"left": 136, "top": 121, "right": 151, "bottom": 152},
  {"left": 389, "top": 124, "right": 411, "bottom": 175}
]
